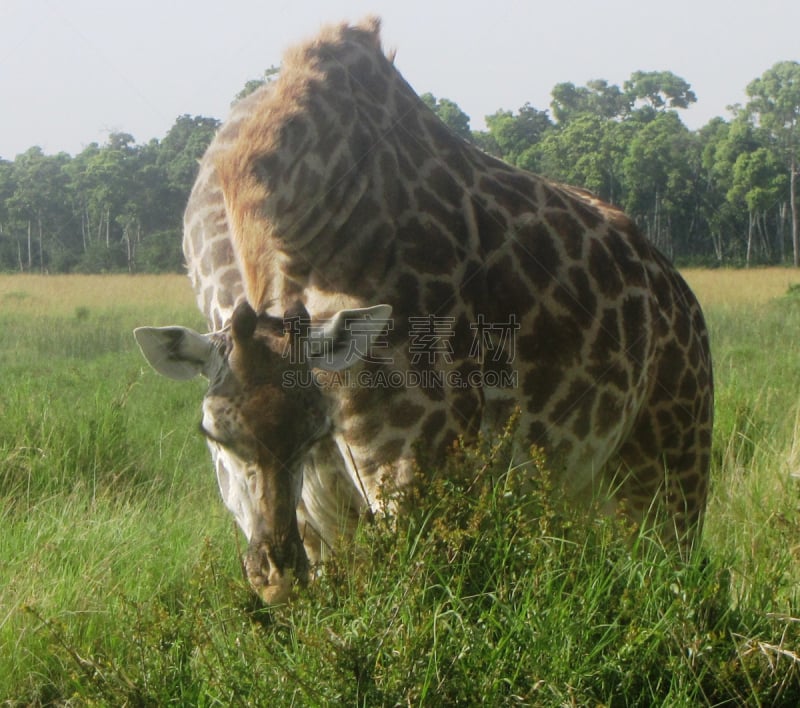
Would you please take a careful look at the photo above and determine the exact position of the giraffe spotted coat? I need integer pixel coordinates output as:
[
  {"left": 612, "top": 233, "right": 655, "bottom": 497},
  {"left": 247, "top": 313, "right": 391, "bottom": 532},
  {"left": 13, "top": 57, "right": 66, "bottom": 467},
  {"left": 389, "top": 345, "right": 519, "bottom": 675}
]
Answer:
[{"left": 135, "top": 18, "right": 713, "bottom": 604}]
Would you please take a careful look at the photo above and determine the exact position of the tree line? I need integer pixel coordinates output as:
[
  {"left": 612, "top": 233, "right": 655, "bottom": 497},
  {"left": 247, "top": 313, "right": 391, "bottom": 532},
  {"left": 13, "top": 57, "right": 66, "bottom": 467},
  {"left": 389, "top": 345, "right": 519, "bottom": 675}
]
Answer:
[
  {"left": 0, "top": 61, "right": 798, "bottom": 273},
  {"left": 0, "top": 116, "right": 219, "bottom": 273}
]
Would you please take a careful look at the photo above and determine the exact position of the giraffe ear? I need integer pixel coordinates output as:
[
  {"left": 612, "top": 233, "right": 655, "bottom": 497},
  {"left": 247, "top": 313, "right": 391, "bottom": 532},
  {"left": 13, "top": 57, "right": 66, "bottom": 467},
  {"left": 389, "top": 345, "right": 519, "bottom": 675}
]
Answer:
[
  {"left": 133, "top": 326, "right": 215, "bottom": 380},
  {"left": 307, "top": 304, "right": 393, "bottom": 372}
]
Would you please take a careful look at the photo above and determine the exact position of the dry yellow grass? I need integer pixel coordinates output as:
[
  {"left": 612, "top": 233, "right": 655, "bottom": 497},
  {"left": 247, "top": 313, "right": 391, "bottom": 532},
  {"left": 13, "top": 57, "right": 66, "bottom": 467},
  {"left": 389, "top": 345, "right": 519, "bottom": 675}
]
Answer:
[
  {"left": 1, "top": 268, "right": 799, "bottom": 319},
  {"left": 681, "top": 267, "right": 800, "bottom": 309},
  {"left": 0, "top": 274, "right": 195, "bottom": 316}
]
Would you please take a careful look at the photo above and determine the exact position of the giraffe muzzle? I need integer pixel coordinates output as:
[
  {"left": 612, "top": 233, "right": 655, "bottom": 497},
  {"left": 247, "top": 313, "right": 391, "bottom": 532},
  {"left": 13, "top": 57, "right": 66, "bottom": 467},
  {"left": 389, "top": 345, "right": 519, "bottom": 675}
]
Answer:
[{"left": 244, "top": 530, "right": 310, "bottom": 605}]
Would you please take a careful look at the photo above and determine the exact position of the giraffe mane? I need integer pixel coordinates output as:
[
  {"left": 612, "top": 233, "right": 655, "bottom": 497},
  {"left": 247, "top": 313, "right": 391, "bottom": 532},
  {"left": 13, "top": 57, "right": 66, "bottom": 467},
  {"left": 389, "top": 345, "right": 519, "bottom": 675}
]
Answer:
[{"left": 214, "top": 17, "right": 388, "bottom": 311}]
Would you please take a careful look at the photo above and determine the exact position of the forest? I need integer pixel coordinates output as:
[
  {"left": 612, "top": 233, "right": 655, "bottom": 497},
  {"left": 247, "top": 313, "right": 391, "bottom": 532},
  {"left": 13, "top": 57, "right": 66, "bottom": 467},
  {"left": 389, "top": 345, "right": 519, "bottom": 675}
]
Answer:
[{"left": 0, "top": 60, "right": 798, "bottom": 273}]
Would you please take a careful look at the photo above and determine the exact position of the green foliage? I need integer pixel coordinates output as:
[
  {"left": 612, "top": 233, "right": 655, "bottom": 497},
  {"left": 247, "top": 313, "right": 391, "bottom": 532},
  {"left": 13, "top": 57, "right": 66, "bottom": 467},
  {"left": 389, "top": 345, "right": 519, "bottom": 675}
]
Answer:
[
  {"left": 746, "top": 61, "right": 800, "bottom": 265},
  {"left": 420, "top": 92, "right": 472, "bottom": 140},
  {"left": 746, "top": 62, "right": 800, "bottom": 142},
  {"left": 234, "top": 65, "right": 280, "bottom": 102},
  {"left": 157, "top": 115, "right": 221, "bottom": 195},
  {"left": 729, "top": 148, "right": 786, "bottom": 212},
  {"left": 480, "top": 104, "right": 553, "bottom": 164},
  {"left": 624, "top": 70, "right": 698, "bottom": 111},
  {"left": 528, "top": 114, "right": 630, "bottom": 202},
  {"left": 551, "top": 78, "right": 632, "bottom": 123},
  {"left": 487, "top": 64, "right": 798, "bottom": 267},
  {"left": 622, "top": 111, "right": 699, "bottom": 257},
  {"left": 0, "top": 116, "right": 218, "bottom": 274}
]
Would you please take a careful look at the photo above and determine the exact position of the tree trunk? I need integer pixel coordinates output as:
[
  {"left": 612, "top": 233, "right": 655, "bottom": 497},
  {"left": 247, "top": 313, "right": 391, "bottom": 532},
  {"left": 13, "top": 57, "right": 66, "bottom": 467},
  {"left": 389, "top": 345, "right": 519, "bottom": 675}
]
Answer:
[
  {"left": 81, "top": 206, "right": 88, "bottom": 252},
  {"left": 665, "top": 214, "right": 674, "bottom": 260},
  {"left": 711, "top": 228, "right": 723, "bottom": 262},
  {"left": 791, "top": 156, "right": 798, "bottom": 267},
  {"left": 746, "top": 211, "right": 754, "bottom": 268},
  {"left": 124, "top": 225, "right": 133, "bottom": 273},
  {"left": 38, "top": 216, "right": 44, "bottom": 273},
  {"left": 757, "top": 210, "right": 771, "bottom": 261},
  {"left": 779, "top": 202, "right": 787, "bottom": 263},
  {"left": 654, "top": 192, "right": 661, "bottom": 250},
  {"left": 26, "top": 220, "right": 32, "bottom": 270}
]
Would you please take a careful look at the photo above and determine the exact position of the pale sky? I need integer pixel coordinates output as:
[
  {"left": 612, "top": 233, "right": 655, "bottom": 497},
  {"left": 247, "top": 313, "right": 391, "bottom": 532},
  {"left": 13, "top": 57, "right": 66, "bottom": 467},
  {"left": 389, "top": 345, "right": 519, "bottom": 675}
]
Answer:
[{"left": 1, "top": 0, "right": 798, "bottom": 160}]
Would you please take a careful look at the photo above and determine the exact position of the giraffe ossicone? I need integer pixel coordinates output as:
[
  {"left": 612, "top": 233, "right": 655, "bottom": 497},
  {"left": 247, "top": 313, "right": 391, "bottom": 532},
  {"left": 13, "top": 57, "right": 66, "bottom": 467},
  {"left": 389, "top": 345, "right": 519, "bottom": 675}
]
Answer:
[{"left": 135, "top": 17, "right": 713, "bottom": 605}]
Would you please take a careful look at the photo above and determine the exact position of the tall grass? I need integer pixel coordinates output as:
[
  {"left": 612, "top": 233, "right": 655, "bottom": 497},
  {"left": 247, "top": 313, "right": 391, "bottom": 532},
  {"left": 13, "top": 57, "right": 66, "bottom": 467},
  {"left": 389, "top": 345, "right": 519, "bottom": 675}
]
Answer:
[
  {"left": 2, "top": 271, "right": 800, "bottom": 705},
  {"left": 0, "top": 274, "right": 225, "bottom": 703}
]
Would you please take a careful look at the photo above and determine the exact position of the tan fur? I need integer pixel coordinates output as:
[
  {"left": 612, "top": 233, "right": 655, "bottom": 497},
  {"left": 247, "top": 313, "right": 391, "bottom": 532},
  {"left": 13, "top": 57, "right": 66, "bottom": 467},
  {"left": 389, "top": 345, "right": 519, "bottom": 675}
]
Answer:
[{"left": 215, "top": 17, "right": 384, "bottom": 310}]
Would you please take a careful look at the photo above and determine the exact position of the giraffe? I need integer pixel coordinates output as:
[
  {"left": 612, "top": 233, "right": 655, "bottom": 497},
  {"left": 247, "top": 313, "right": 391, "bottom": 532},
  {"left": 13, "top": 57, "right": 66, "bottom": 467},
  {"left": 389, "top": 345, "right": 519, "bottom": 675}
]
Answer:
[{"left": 134, "top": 17, "right": 713, "bottom": 605}]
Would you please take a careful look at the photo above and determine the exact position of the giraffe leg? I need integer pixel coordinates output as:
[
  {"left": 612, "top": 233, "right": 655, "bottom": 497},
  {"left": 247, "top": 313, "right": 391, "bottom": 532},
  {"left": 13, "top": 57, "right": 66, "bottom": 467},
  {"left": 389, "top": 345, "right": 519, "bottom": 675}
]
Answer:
[{"left": 614, "top": 360, "right": 713, "bottom": 555}]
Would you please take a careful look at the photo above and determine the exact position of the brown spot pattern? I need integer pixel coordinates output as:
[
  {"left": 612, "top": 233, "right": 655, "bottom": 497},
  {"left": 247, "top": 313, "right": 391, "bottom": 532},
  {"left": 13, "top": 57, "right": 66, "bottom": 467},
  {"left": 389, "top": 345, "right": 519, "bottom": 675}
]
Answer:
[{"left": 183, "top": 20, "right": 714, "bottom": 568}]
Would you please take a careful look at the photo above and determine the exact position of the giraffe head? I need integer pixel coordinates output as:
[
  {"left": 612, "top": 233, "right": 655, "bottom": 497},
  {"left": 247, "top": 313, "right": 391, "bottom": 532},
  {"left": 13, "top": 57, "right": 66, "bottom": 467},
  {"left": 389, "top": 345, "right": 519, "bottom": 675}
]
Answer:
[{"left": 134, "top": 299, "right": 391, "bottom": 604}]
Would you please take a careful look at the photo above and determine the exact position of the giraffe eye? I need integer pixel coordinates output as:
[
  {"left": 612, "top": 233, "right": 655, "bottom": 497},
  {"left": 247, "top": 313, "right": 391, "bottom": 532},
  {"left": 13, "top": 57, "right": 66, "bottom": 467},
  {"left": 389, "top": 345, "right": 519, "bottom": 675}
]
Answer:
[
  {"left": 213, "top": 334, "right": 232, "bottom": 359},
  {"left": 198, "top": 412, "right": 259, "bottom": 463}
]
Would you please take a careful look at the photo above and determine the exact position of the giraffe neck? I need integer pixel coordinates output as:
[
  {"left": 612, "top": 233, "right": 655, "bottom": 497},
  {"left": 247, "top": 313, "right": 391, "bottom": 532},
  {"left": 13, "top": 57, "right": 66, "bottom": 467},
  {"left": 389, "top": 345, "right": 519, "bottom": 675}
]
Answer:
[
  {"left": 213, "top": 18, "right": 488, "bottom": 312},
  {"left": 183, "top": 89, "right": 276, "bottom": 328}
]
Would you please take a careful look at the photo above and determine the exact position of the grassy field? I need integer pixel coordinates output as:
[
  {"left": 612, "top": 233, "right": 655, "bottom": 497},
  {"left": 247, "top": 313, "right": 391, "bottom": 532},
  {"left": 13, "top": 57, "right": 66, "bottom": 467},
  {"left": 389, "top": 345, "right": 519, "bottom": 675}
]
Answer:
[{"left": 3, "top": 269, "right": 800, "bottom": 705}]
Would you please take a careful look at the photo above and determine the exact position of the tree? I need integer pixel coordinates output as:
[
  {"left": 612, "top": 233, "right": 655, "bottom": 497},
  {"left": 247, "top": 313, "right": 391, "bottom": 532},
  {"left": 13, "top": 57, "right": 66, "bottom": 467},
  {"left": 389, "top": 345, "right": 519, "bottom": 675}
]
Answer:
[
  {"left": 622, "top": 111, "right": 698, "bottom": 258},
  {"left": 624, "top": 70, "right": 697, "bottom": 111},
  {"left": 728, "top": 148, "right": 786, "bottom": 265},
  {"left": 526, "top": 114, "right": 631, "bottom": 203},
  {"left": 697, "top": 118, "right": 740, "bottom": 261},
  {"left": 235, "top": 65, "right": 280, "bottom": 102},
  {"left": 420, "top": 93, "right": 472, "bottom": 140},
  {"left": 0, "top": 159, "right": 19, "bottom": 268},
  {"left": 550, "top": 79, "right": 631, "bottom": 124},
  {"left": 83, "top": 135, "right": 136, "bottom": 257},
  {"left": 7, "top": 148, "right": 71, "bottom": 272},
  {"left": 64, "top": 143, "right": 102, "bottom": 259},
  {"left": 481, "top": 104, "right": 552, "bottom": 164},
  {"left": 698, "top": 114, "right": 786, "bottom": 264},
  {"left": 158, "top": 115, "right": 220, "bottom": 195},
  {"left": 746, "top": 61, "right": 800, "bottom": 265},
  {"left": 0, "top": 112, "right": 221, "bottom": 273},
  {"left": 3, "top": 60, "right": 800, "bottom": 271}
]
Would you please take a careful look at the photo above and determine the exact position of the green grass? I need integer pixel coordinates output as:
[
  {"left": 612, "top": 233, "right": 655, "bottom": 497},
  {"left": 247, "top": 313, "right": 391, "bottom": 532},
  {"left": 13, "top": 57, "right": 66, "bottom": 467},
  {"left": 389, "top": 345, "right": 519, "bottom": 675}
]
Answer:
[{"left": 2, "top": 273, "right": 800, "bottom": 705}]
